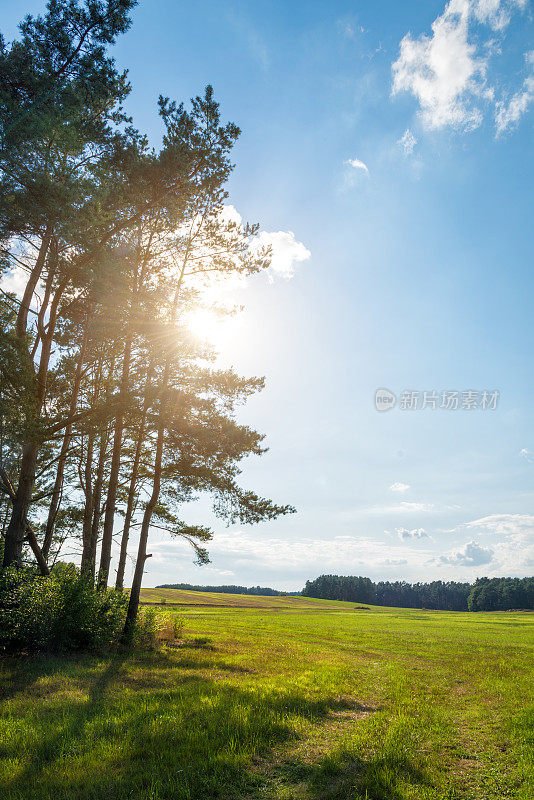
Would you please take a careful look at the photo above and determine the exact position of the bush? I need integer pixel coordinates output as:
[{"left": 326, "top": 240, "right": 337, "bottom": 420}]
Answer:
[
  {"left": 132, "top": 606, "right": 184, "bottom": 650},
  {"left": 0, "top": 564, "right": 128, "bottom": 653}
]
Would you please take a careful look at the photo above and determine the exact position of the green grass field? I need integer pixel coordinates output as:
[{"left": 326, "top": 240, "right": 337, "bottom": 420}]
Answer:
[
  {"left": 139, "top": 587, "right": 360, "bottom": 609},
  {"left": 1, "top": 590, "right": 532, "bottom": 799}
]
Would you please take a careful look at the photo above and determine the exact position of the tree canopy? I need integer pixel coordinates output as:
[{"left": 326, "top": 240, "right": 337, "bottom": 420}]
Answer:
[
  {"left": 301, "top": 574, "right": 534, "bottom": 612},
  {"left": 0, "top": 0, "right": 294, "bottom": 640}
]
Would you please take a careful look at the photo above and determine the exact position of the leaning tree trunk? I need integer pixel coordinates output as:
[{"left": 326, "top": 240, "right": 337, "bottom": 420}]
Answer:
[
  {"left": 1, "top": 443, "right": 39, "bottom": 568},
  {"left": 2, "top": 276, "right": 65, "bottom": 569},
  {"left": 16, "top": 226, "right": 52, "bottom": 340},
  {"left": 0, "top": 466, "right": 49, "bottom": 575}
]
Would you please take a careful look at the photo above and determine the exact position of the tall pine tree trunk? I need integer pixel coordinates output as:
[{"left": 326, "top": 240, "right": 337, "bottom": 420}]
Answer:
[
  {"left": 79, "top": 433, "right": 95, "bottom": 575},
  {"left": 115, "top": 360, "right": 154, "bottom": 590},
  {"left": 98, "top": 334, "right": 132, "bottom": 587},
  {"left": 1, "top": 443, "right": 39, "bottom": 568},
  {"left": 122, "top": 354, "right": 171, "bottom": 641},
  {"left": 83, "top": 428, "right": 108, "bottom": 580},
  {"left": 3, "top": 277, "right": 65, "bottom": 569},
  {"left": 16, "top": 227, "right": 52, "bottom": 339},
  {"left": 3, "top": 232, "right": 53, "bottom": 568},
  {"left": 122, "top": 414, "right": 165, "bottom": 642},
  {"left": 122, "top": 263, "right": 186, "bottom": 635},
  {"left": 43, "top": 327, "right": 88, "bottom": 557}
]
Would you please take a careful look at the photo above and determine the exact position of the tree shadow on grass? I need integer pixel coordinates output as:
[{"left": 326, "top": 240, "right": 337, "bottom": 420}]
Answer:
[
  {"left": 265, "top": 750, "right": 431, "bottom": 800},
  {"left": 2, "top": 654, "right": 277, "bottom": 799},
  {"left": 1, "top": 652, "right": 430, "bottom": 800},
  {"left": 0, "top": 652, "right": 95, "bottom": 702},
  {"left": 0, "top": 654, "right": 128, "bottom": 770}
]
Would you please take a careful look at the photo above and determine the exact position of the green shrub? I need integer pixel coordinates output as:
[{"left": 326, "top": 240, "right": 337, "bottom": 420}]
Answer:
[
  {"left": 131, "top": 606, "right": 158, "bottom": 650},
  {"left": 165, "top": 611, "right": 184, "bottom": 639},
  {"left": 132, "top": 607, "right": 185, "bottom": 650},
  {"left": 0, "top": 565, "right": 128, "bottom": 653}
]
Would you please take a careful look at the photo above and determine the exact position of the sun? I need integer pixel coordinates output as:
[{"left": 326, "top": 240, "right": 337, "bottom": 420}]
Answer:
[
  {"left": 186, "top": 309, "right": 222, "bottom": 343},
  {"left": 185, "top": 307, "right": 243, "bottom": 348}
]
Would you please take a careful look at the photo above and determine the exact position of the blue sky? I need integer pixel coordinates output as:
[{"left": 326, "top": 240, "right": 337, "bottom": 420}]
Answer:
[{"left": 2, "top": 0, "right": 533, "bottom": 589}]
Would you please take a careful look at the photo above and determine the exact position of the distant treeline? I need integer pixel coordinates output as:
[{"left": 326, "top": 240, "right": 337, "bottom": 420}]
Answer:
[
  {"left": 156, "top": 583, "right": 293, "bottom": 596},
  {"left": 301, "top": 575, "right": 534, "bottom": 611}
]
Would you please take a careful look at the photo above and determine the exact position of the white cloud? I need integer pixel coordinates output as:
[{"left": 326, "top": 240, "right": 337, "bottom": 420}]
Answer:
[
  {"left": 150, "top": 531, "right": 430, "bottom": 573},
  {"left": 360, "top": 500, "right": 437, "bottom": 516},
  {"left": 398, "top": 128, "right": 417, "bottom": 155},
  {"left": 456, "top": 514, "right": 534, "bottom": 574},
  {"left": 219, "top": 203, "right": 243, "bottom": 227},
  {"left": 0, "top": 267, "right": 27, "bottom": 298},
  {"left": 464, "top": 513, "right": 534, "bottom": 537},
  {"left": 399, "top": 501, "right": 435, "bottom": 512},
  {"left": 251, "top": 230, "right": 311, "bottom": 279},
  {"left": 148, "top": 511, "right": 533, "bottom": 585},
  {"left": 491, "top": 532, "right": 534, "bottom": 574},
  {"left": 440, "top": 539, "right": 494, "bottom": 565},
  {"left": 495, "top": 51, "right": 534, "bottom": 134},
  {"left": 392, "top": 0, "right": 487, "bottom": 131},
  {"left": 213, "top": 206, "right": 310, "bottom": 283},
  {"left": 200, "top": 567, "right": 235, "bottom": 577},
  {"left": 473, "top": 0, "right": 527, "bottom": 30},
  {"left": 345, "top": 157, "right": 369, "bottom": 174},
  {"left": 392, "top": 0, "right": 530, "bottom": 134},
  {"left": 389, "top": 481, "right": 411, "bottom": 493},
  {"left": 396, "top": 527, "right": 429, "bottom": 540}
]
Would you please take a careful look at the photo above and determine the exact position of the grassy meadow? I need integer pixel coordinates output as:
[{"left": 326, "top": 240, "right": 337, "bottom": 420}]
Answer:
[
  {"left": 139, "top": 587, "right": 353, "bottom": 609},
  {"left": 0, "top": 590, "right": 532, "bottom": 800}
]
